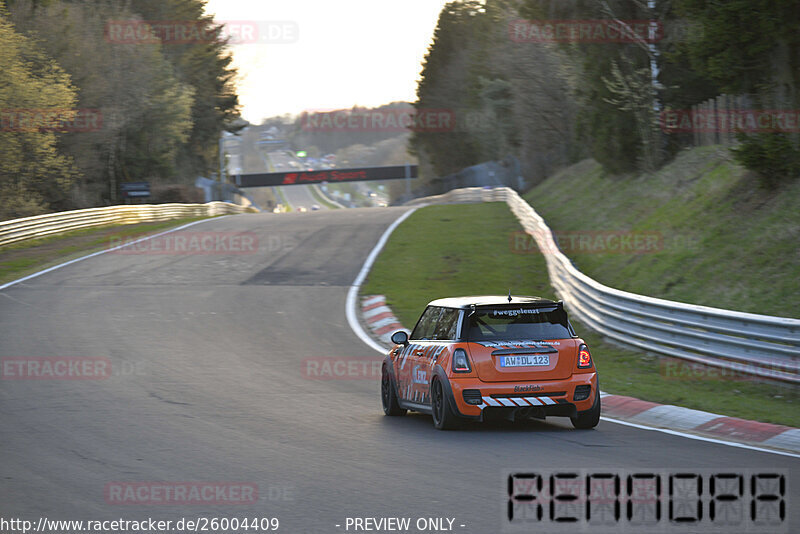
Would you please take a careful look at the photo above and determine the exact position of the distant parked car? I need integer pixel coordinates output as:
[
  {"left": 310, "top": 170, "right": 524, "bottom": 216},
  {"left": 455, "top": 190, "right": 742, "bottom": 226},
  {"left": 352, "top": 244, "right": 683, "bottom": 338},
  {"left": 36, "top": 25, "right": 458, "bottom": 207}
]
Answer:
[
  {"left": 381, "top": 295, "right": 600, "bottom": 430},
  {"left": 311, "top": 204, "right": 321, "bottom": 211}
]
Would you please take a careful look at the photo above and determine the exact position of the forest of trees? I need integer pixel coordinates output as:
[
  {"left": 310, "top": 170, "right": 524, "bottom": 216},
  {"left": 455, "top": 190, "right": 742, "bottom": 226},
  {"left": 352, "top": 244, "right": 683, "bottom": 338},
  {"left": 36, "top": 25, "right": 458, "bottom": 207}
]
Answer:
[
  {"left": 2, "top": 0, "right": 798, "bottom": 221},
  {"left": 0, "top": 0, "right": 240, "bottom": 220},
  {"left": 412, "top": 0, "right": 800, "bottom": 187}
]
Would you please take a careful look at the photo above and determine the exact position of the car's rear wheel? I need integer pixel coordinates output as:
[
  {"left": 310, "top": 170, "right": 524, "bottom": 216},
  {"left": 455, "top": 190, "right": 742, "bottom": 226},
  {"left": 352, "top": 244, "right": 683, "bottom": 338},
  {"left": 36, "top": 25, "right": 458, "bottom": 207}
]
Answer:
[
  {"left": 571, "top": 391, "right": 601, "bottom": 429},
  {"left": 381, "top": 366, "right": 406, "bottom": 416},
  {"left": 431, "top": 378, "right": 460, "bottom": 430}
]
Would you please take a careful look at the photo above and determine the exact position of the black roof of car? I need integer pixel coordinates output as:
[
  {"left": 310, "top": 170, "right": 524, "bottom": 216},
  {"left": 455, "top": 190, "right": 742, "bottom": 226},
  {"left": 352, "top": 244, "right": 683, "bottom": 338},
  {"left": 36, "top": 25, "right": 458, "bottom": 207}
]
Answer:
[{"left": 427, "top": 295, "right": 559, "bottom": 309}]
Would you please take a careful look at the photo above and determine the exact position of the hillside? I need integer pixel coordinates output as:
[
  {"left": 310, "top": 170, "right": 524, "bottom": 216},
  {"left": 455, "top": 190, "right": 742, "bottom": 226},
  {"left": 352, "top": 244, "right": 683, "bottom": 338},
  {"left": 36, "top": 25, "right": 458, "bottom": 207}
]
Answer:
[{"left": 523, "top": 147, "right": 800, "bottom": 318}]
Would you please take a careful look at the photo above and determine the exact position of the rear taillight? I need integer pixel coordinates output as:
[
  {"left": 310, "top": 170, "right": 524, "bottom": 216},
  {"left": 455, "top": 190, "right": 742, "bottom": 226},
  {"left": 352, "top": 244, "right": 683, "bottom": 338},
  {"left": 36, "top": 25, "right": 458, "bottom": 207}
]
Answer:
[
  {"left": 452, "top": 348, "right": 472, "bottom": 373},
  {"left": 577, "top": 344, "right": 592, "bottom": 369}
]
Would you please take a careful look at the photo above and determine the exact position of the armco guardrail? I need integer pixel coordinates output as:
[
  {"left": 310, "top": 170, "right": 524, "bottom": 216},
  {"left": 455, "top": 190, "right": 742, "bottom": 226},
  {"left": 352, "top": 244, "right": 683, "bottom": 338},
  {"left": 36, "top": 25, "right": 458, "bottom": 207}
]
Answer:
[
  {"left": 407, "top": 187, "right": 800, "bottom": 383},
  {"left": 0, "top": 202, "right": 257, "bottom": 248}
]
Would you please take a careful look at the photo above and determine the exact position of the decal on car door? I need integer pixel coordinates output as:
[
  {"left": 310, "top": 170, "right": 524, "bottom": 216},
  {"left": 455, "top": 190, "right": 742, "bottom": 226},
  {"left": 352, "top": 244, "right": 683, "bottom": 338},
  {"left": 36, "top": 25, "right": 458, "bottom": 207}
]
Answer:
[{"left": 397, "top": 343, "right": 447, "bottom": 405}]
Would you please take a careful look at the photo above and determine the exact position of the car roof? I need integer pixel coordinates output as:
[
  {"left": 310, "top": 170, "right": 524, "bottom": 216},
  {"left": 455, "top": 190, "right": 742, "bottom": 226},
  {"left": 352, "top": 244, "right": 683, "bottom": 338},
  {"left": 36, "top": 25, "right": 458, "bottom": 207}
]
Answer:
[{"left": 426, "top": 295, "right": 559, "bottom": 309}]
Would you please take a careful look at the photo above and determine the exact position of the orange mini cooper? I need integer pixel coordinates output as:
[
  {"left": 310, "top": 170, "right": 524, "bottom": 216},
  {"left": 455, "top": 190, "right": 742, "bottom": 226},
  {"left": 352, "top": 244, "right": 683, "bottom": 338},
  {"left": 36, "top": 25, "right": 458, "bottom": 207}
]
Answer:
[{"left": 381, "top": 295, "right": 600, "bottom": 430}]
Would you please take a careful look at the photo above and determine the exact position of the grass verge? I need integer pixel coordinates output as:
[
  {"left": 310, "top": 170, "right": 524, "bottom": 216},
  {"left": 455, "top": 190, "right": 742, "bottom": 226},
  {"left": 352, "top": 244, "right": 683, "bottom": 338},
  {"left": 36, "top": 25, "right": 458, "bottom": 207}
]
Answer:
[
  {"left": 274, "top": 187, "right": 293, "bottom": 212},
  {"left": 0, "top": 217, "right": 209, "bottom": 285},
  {"left": 361, "top": 203, "right": 798, "bottom": 427},
  {"left": 309, "top": 185, "right": 342, "bottom": 209}
]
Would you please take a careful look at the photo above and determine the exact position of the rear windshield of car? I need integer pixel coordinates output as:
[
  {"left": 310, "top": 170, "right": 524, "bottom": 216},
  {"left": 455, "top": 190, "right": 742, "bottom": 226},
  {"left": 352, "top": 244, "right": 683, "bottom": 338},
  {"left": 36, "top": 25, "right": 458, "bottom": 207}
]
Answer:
[{"left": 465, "top": 306, "right": 573, "bottom": 341}]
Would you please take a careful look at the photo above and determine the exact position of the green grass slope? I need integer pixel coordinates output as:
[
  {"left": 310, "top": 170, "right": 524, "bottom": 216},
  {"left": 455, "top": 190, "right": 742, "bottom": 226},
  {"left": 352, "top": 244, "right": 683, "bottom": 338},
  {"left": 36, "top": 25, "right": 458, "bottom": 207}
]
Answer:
[
  {"left": 523, "top": 146, "right": 799, "bottom": 318},
  {"left": 362, "top": 203, "right": 798, "bottom": 426}
]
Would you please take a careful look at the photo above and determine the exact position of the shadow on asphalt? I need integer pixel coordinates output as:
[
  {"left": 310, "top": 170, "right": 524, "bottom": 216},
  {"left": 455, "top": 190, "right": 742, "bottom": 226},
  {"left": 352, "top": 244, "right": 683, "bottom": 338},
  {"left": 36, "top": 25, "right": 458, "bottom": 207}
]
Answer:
[{"left": 379, "top": 411, "right": 582, "bottom": 434}]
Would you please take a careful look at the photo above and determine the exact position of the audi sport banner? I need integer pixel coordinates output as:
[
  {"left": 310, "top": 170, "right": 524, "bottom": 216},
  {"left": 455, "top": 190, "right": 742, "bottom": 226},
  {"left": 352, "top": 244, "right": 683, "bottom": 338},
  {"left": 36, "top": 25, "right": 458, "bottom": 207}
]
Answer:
[{"left": 235, "top": 165, "right": 418, "bottom": 187}]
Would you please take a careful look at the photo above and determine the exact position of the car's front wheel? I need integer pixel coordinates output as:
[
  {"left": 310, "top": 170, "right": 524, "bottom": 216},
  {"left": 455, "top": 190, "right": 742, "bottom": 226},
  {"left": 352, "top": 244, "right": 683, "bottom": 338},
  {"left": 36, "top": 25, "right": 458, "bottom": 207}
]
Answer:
[
  {"left": 381, "top": 366, "right": 406, "bottom": 416},
  {"left": 571, "top": 391, "right": 601, "bottom": 429},
  {"left": 431, "top": 378, "right": 460, "bottom": 430}
]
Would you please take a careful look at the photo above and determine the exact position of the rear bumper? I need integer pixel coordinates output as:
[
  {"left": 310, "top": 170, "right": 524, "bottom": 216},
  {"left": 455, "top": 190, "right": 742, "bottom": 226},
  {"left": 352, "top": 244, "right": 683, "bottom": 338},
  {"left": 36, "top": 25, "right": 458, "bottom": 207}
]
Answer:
[{"left": 448, "top": 372, "right": 598, "bottom": 419}]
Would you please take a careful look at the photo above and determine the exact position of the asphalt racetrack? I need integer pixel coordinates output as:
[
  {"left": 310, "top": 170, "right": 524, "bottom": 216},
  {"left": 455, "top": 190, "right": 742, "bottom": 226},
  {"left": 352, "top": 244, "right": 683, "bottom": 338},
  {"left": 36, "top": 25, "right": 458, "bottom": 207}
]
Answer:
[{"left": 1, "top": 207, "right": 796, "bottom": 533}]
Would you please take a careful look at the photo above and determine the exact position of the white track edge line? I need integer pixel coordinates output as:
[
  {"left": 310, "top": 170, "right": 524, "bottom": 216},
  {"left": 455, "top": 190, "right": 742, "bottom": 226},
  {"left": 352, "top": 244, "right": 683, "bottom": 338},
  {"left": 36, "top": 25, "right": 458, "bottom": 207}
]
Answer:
[
  {"left": 346, "top": 208, "right": 418, "bottom": 356},
  {"left": 18, "top": 209, "right": 794, "bottom": 457},
  {"left": 600, "top": 416, "right": 800, "bottom": 458},
  {"left": 0, "top": 217, "right": 227, "bottom": 291}
]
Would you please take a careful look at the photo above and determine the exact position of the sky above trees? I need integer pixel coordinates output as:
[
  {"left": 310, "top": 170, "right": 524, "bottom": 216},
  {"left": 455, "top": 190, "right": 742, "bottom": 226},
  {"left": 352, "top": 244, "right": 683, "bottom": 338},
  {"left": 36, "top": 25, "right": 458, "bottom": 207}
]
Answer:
[{"left": 203, "top": 0, "right": 450, "bottom": 122}]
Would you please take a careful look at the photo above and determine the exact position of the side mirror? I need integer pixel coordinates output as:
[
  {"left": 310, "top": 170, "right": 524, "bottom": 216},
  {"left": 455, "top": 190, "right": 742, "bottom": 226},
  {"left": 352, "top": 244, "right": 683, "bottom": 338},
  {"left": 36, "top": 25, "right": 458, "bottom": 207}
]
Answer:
[{"left": 390, "top": 330, "right": 409, "bottom": 346}]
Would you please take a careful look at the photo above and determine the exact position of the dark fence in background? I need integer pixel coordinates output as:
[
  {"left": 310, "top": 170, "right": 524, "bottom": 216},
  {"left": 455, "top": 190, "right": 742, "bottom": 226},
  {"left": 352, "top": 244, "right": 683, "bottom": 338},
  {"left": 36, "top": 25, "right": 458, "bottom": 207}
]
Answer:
[{"left": 689, "top": 94, "right": 754, "bottom": 147}]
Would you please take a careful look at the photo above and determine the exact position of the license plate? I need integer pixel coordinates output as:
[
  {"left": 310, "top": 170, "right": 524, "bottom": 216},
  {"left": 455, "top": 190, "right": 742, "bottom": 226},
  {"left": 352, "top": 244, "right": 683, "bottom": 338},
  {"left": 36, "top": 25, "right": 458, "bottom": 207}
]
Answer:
[{"left": 499, "top": 354, "right": 550, "bottom": 367}]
